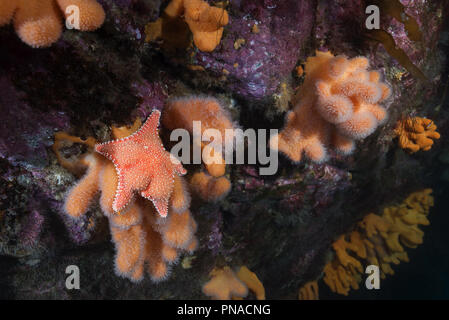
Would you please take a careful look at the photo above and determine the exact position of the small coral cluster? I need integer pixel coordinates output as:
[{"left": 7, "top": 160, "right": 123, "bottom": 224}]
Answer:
[
  {"left": 270, "top": 51, "right": 391, "bottom": 163},
  {"left": 0, "top": 0, "right": 105, "bottom": 48},
  {"left": 163, "top": 96, "right": 234, "bottom": 201},
  {"left": 55, "top": 111, "right": 197, "bottom": 282},
  {"left": 394, "top": 117, "right": 440, "bottom": 153},
  {"left": 146, "top": 0, "right": 228, "bottom": 52},
  {"left": 202, "top": 266, "right": 265, "bottom": 300},
  {"left": 323, "top": 189, "right": 434, "bottom": 296}
]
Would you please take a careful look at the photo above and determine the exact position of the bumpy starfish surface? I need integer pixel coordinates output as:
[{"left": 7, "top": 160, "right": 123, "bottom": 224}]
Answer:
[{"left": 95, "top": 110, "right": 186, "bottom": 217}]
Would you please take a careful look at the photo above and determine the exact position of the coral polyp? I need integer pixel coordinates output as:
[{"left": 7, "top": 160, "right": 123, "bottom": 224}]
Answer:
[{"left": 163, "top": 96, "right": 235, "bottom": 201}]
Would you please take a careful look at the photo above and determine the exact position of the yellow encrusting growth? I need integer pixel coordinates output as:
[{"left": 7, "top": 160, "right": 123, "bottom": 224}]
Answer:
[
  {"left": 323, "top": 189, "right": 434, "bottom": 296},
  {"left": 270, "top": 51, "right": 390, "bottom": 163},
  {"left": 190, "top": 171, "right": 231, "bottom": 202},
  {"left": 394, "top": 117, "right": 440, "bottom": 153}
]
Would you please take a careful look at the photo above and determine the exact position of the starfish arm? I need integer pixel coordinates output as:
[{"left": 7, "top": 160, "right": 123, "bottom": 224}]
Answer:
[
  {"left": 95, "top": 140, "right": 117, "bottom": 158},
  {"left": 140, "top": 110, "right": 162, "bottom": 140},
  {"left": 140, "top": 170, "right": 173, "bottom": 218},
  {"left": 150, "top": 197, "right": 170, "bottom": 218},
  {"left": 112, "top": 171, "right": 135, "bottom": 212}
]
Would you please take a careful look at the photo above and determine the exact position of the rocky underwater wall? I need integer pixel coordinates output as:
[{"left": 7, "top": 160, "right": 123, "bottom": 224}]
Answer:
[{"left": 0, "top": 0, "right": 449, "bottom": 299}]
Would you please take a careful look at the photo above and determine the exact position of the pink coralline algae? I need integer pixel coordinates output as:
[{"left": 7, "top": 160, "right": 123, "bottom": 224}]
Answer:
[
  {"left": 190, "top": 0, "right": 314, "bottom": 99},
  {"left": 279, "top": 164, "right": 352, "bottom": 214},
  {"left": 18, "top": 210, "right": 45, "bottom": 247},
  {"left": 0, "top": 76, "right": 69, "bottom": 170},
  {"left": 383, "top": 0, "right": 443, "bottom": 68}
]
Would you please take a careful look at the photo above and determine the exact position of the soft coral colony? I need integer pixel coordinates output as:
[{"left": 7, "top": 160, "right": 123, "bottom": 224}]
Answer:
[
  {"left": 0, "top": 0, "right": 105, "bottom": 48},
  {"left": 162, "top": 96, "right": 235, "bottom": 202},
  {"left": 146, "top": 0, "right": 229, "bottom": 52},
  {"left": 58, "top": 111, "right": 198, "bottom": 282},
  {"left": 55, "top": 96, "right": 235, "bottom": 282},
  {"left": 270, "top": 51, "right": 391, "bottom": 163}
]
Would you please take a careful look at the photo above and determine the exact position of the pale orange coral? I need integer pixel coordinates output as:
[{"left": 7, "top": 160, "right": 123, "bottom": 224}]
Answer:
[
  {"left": 163, "top": 96, "right": 235, "bottom": 142},
  {"left": 270, "top": 51, "right": 391, "bottom": 163},
  {"left": 202, "top": 267, "right": 248, "bottom": 300},
  {"left": 190, "top": 171, "right": 231, "bottom": 202},
  {"left": 64, "top": 153, "right": 104, "bottom": 218},
  {"left": 0, "top": 0, "right": 105, "bottom": 48},
  {"left": 394, "top": 117, "right": 440, "bottom": 153},
  {"left": 323, "top": 189, "right": 434, "bottom": 295},
  {"left": 203, "top": 265, "right": 264, "bottom": 300},
  {"left": 55, "top": 115, "right": 197, "bottom": 283},
  {"left": 163, "top": 96, "right": 234, "bottom": 201}
]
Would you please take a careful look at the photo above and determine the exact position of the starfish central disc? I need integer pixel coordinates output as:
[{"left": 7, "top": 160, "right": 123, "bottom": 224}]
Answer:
[{"left": 95, "top": 110, "right": 186, "bottom": 217}]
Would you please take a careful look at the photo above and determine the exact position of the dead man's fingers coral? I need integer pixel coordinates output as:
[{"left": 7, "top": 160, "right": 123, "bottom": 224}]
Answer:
[
  {"left": 190, "top": 171, "right": 231, "bottom": 202},
  {"left": 99, "top": 161, "right": 118, "bottom": 216},
  {"left": 110, "top": 223, "right": 145, "bottom": 279},
  {"left": 272, "top": 51, "right": 390, "bottom": 163},
  {"left": 202, "top": 267, "right": 249, "bottom": 300},
  {"left": 14, "top": 0, "right": 63, "bottom": 48},
  {"left": 149, "top": 0, "right": 228, "bottom": 52},
  {"left": 183, "top": 0, "right": 229, "bottom": 52},
  {"left": 159, "top": 209, "right": 195, "bottom": 249},
  {"left": 108, "top": 201, "right": 143, "bottom": 230},
  {"left": 0, "top": 1, "right": 17, "bottom": 26},
  {"left": 1, "top": 0, "right": 105, "bottom": 48},
  {"left": 170, "top": 175, "right": 191, "bottom": 214},
  {"left": 64, "top": 154, "right": 104, "bottom": 218}
]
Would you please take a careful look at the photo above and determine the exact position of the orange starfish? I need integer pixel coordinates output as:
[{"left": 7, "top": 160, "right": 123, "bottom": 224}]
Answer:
[{"left": 95, "top": 110, "right": 186, "bottom": 217}]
